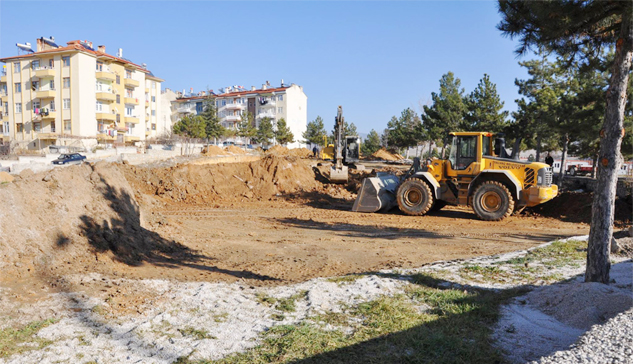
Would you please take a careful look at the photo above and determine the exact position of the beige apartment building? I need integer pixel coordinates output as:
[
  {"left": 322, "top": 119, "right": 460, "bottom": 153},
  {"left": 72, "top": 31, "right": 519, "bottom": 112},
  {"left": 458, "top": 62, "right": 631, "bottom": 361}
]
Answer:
[{"left": 0, "top": 37, "right": 164, "bottom": 151}]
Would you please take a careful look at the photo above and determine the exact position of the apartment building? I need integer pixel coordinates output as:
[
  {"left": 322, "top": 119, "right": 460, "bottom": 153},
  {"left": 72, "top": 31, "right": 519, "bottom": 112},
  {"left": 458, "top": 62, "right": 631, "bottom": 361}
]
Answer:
[
  {"left": 171, "top": 81, "right": 307, "bottom": 148},
  {"left": 0, "top": 37, "right": 164, "bottom": 150}
]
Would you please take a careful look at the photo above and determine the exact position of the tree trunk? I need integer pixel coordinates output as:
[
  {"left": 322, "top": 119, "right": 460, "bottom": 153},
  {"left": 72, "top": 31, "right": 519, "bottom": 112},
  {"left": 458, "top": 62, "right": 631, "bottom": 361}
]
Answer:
[
  {"left": 591, "top": 153, "right": 598, "bottom": 179},
  {"left": 535, "top": 134, "right": 542, "bottom": 162},
  {"left": 586, "top": 13, "right": 633, "bottom": 284},
  {"left": 428, "top": 140, "right": 434, "bottom": 159},
  {"left": 559, "top": 134, "right": 568, "bottom": 187}
]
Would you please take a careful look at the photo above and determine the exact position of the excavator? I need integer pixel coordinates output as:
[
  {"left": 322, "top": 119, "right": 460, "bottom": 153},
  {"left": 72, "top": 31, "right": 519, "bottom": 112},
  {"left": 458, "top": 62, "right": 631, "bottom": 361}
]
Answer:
[
  {"left": 328, "top": 106, "right": 360, "bottom": 183},
  {"left": 352, "top": 132, "right": 558, "bottom": 221}
]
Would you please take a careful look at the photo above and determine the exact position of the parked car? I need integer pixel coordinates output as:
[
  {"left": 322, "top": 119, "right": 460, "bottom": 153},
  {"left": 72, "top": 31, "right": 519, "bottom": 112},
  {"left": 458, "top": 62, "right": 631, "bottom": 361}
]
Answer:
[{"left": 52, "top": 153, "right": 86, "bottom": 165}]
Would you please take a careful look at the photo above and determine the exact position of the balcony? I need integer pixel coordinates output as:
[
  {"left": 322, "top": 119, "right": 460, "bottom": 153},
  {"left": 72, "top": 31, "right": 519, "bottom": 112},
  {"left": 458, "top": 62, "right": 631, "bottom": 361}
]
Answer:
[
  {"left": 2, "top": 111, "right": 8, "bottom": 121},
  {"left": 34, "top": 66, "right": 55, "bottom": 78},
  {"left": 124, "top": 97, "right": 139, "bottom": 105},
  {"left": 176, "top": 107, "right": 195, "bottom": 114},
  {"left": 95, "top": 70, "right": 116, "bottom": 81},
  {"left": 1, "top": 71, "right": 6, "bottom": 82},
  {"left": 96, "top": 91, "right": 116, "bottom": 102},
  {"left": 125, "top": 116, "right": 139, "bottom": 124},
  {"left": 224, "top": 103, "right": 245, "bottom": 111},
  {"left": 40, "top": 111, "right": 57, "bottom": 120},
  {"left": 36, "top": 89, "right": 56, "bottom": 98},
  {"left": 97, "top": 133, "right": 116, "bottom": 141},
  {"left": 257, "top": 112, "right": 275, "bottom": 119},
  {"left": 37, "top": 132, "right": 58, "bottom": 140},
  {"left": 125, "top": 135, "right": 141, "bottom": 142},
  {"left": 224, "top": 115, "right": 241, "bottom": 122},
  {"left": 124, "top": 78, "right": 139, "bottom": 87},
  {"left": 259, "top": 100, "right": 276, "bottom": 108},
  {"left": 96, "top": 112, "right": 116, "bottom": 121}
]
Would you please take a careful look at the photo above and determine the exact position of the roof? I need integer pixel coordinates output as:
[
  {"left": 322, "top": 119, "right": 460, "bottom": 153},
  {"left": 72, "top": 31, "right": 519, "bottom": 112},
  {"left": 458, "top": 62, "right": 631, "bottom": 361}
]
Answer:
[
  {"left": 0, "top": 41, "right": 153, "bottom": 74},
  {"left": 218, "top": 86, "right": 290, "bottom": 98}
]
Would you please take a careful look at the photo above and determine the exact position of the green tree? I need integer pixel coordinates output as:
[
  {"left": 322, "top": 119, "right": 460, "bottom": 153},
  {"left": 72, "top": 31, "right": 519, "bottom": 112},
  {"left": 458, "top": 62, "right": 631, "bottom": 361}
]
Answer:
[
  {"left": 173, "top": 114, "right": 206, "bottom": 156},
  {"left": 498, "top": 0, "right": 633, "bottom": 283},
  {"left": 237, "top": 111, "right": 257, "bottom": 144},
  {"left": 361, "top": 129, "right": 381, "bottom": 156},
  {"left": 463, "top": 74, "right": 509, "bottom": 133},
  {"left": 386, "top": 108, "right": 424, "bottom": 156},
  {"left": 256, "top": 117, "right": 275, "bottom": 146},
  {"left": 302, "top": 116, "right": 327, "bottom": 146},
  {"left": 274, "top": 118, "right": 294, "bottom": 145},
  {"left": 200, "top": 97, "right": 224, "bottom": 142},
  {"left": 346, "top": 122, "right": 358, "bottom": 136},
  {"left": 422, "top": 72, "right": 467, "bottom": 157}
]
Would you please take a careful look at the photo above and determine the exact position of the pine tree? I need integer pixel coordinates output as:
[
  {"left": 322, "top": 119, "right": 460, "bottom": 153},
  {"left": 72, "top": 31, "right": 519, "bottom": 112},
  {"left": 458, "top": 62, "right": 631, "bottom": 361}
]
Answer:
[
  {"left": 274, "top": 118, "right": 294, "bottom": 145},
  {"left": 256, "top": 117, "right": 275, "bottom": 146},
  {"left": 386, "top": 108, "right": 423, "bottom": 155},
  {"left": 302, "top": 116, "right": 327, "bottom": 145},
  {"left": 200, "top": 97, "right": 224, "bottom": 141},
  {"left": 237, "top": 112, "right": 257, "bottom": 144},
  {"left": 346, "top": 122, "right": 358, "bottom": 136},
  {"left": 498, "top": 0, "right": 633, "bottom": 283},
  {"left": 361, "top": 129, "right": 381, "bottom": 156},
  {"left": 422, "top": 72, "right": 467, "bottom": 157},
  {"left": 463, "top": 74, "right": 509, "bottom": 132},
  {"left": 173, "top": 114, "right": 206, "bottom": 156}
]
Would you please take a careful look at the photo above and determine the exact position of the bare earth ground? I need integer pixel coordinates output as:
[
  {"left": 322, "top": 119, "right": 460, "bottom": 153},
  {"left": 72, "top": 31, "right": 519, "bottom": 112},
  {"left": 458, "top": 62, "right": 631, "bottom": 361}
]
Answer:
[{"left": 0, "top": 153, "right": 613, "bottom": 329}]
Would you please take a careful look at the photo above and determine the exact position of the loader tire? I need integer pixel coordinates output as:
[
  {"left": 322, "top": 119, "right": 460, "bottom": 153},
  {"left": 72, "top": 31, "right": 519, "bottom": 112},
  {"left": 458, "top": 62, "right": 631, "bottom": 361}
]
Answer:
[
  {"left": 397, "top": 178, "right": 434, "bottom": 216},
  {"left": 472, "top": 181, "right": 514, "bottom": 221}
]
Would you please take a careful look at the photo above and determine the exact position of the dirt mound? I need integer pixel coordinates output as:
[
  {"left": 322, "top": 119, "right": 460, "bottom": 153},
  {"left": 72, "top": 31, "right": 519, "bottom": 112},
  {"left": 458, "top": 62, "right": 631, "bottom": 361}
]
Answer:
[
  {"left": 266, "top": 145, "right": 289, "bottom": 156},
  {"left": 224, "top": 145, "right": 246, "bottom": 155},
  {"left": 370, "top": 148, "right": 404, "bottom": 161},
  {"left": 202, "top": 145, "right": 227, "bottom": 156},
  {"left": 124, "top": 155, "right": 320, "bottom": 204},
  {"left": 524, "top": 192, "right": 632, "bottom": 227},
  {"left": 526, "top": 281, "right": 633, "bottom": 331},
  {"left": 0, "top": 162, "right": 197, "bottom": 281},
  {"left": 289, "top": 148, "right": 312, "bottom": 158},
  {"left": 0, "top": 171, "right": 14, "bottom": 183}
]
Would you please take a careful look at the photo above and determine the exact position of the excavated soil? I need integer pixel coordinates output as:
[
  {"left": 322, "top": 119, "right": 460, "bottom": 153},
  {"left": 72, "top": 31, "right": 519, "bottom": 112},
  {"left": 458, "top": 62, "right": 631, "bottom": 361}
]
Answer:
[
  {"left": 201, "top": 145, "right": 227, "bottom": 156},
  {"left": 0, "top": 156, "right": 597, "bottom": 318},
  {"left": 370, "top": 148, "right": 404, "bottom": 161},
  {"left": 224, "top": 145, "right": 246, "bottom": 155}
]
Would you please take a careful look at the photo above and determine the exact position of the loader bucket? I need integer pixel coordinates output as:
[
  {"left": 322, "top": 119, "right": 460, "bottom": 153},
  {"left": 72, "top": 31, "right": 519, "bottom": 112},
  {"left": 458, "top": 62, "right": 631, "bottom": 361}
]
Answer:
[
  {"left": 352, "top": 173, "right": 400, "bottom": 213},
  {"left": 329, "top": 165, "right": 349, "bottom": 183}
]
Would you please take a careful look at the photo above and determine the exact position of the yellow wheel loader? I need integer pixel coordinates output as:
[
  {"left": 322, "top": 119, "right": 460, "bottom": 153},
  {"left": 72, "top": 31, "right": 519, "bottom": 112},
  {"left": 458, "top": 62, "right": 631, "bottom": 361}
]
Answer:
[{"left": 352, "top": 132, "right": 558, "bottom": 221}]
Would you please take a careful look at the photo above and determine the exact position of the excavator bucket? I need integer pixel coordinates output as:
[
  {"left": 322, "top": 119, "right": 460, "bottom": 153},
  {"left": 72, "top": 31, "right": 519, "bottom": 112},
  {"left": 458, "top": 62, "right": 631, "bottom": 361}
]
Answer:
[
  {"left": 329, "top": 165, "right": 349, "bottom": 183},
  {"left": 352, "top": 173, "right": 400, "bottom": 212}
]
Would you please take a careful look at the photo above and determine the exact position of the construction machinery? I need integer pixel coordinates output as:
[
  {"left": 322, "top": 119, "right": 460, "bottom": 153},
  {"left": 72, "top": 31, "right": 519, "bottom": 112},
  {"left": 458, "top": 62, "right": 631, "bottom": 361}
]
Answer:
[
  {"left": 352, "top": 132, "right": 558, "bottom": 221},
  {"left": 328, "top": 106, "right": 361, "bottom": 182}
]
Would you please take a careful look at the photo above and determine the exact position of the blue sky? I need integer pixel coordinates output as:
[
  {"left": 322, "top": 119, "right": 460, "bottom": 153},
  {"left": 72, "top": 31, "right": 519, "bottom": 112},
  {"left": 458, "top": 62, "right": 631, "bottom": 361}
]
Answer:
[{"left": 1, "top": 1, "right": 530, "bottom": 134}]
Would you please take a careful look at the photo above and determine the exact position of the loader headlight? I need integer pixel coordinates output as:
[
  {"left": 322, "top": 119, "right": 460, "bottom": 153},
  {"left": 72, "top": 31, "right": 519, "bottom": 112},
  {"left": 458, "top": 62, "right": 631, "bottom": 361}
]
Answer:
[{"left": 537, "top": 176, "right": 542, "bottom": 185}]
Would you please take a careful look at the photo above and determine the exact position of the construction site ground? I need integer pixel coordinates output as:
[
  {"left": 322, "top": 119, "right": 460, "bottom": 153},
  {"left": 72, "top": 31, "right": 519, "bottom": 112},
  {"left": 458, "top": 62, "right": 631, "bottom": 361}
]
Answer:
[{"left": 0, "top": 150, "right": 631, "bottom": 362}]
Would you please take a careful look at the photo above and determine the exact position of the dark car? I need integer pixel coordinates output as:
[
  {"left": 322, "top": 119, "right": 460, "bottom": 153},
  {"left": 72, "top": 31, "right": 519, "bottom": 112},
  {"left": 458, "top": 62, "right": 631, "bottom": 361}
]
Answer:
[{"left": 52, "top": 153, "right": 86, "bottom": 165}]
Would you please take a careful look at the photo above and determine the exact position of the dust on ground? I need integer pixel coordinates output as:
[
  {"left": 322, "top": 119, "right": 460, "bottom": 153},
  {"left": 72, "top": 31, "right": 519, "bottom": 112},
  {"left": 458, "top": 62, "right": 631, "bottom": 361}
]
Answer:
[{"left": 0, "top": 155, "right": 616, "bottom": 329}]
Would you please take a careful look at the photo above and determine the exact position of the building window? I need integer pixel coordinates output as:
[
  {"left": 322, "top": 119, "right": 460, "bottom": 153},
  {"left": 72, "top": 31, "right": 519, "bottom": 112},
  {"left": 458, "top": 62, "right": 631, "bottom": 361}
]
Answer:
[
  {"left": 51, "top": 122, "right": 56, "bottom": 132},
  {"left": 96, "top": 101, "right": 103, "bottom": 112},
  {"left": 32, "top": 81, "right": 39, "bottom": 91},
  {"left": 48, "top": 59, "right": 53, "bottom": 67},
  {"left": 33, "top": 122, "right": 41, "bottom": 132},
  {"left": 278, "top": 95, "right": 283, "bottom": 101},
  {"left": 96, "top": 61, "right": 103, "bottom": 71},
  {"left": 152, "top": 123, "right": 156, "bottom": 130},
  {"left": 278, "top": 107, "right": 283, "bottom": 114},
  {"left": 125, "top": 69, "right": 132, "bottom": 79},
  {"left": 2, "top": 122, "right": 9, "bottom": 135},
  {"left": 152, "top": 81, "right": 156, "bottom": 88},
  {"left": 116, "top": 95, "right": 120, "bottom": 104},
  {"left": 14, "top": 83, "right": 21, "bottom": 93},
  {"left": 50, "top": 100, "right": 56, "bottom": 111},
  {"left": 13, "top": 62, "right": 20, "bottom": 73},
  {"left": 63, "top": 77, "right": 70, "bottom": 88},
  {"left": 116, "top": 75, "right": 120, "bottom": 84},
  {"left": 125, "top": 106, "right": 134, "bottom": 116},
  {"left": 15, "top": 103, "right": 22, "bottom": 113},
  {"left": 63, "top": 99, "right": 70, "bottom": 109},
  {"left": 152, "top": 96, "right": 155, "bottom": 102},
  {"left": 151, "top": 110, "right": 156, "bottom": 116},
  {"left": 64, "top": 120, "right": 71, "bottom": 131},
  {"left": 96, "top": 81, "right": 103, "bottom": 91},
  {"left": 126, "top": 122, "right": 134, "bottom": 131},
  {"left": 33, "top": 101, "right": 41, "bottom": 112},
  {"left": 126, "top": 88, "right": 133, "bottom": 98},
  {"left": 32, "top": 60, "right": 40, "bottom": 70},
  {"left": 17, "top": 124, "right": 23, "bottom": 133},
  {"left": 49, "top": 80, "right": 55, "bottom": 90},
  {"left": 222, "top": 100, "right": 226, "bottom": 106},
  {"left": 62, "top": 57, "right": 70, "bottom": 67}
]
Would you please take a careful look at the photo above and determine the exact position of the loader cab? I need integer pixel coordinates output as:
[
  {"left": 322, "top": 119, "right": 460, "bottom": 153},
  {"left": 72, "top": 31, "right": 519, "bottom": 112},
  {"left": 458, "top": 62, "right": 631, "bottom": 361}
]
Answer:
[{"left": 445, "top": 132, "right": 489, "bottom": 177}]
